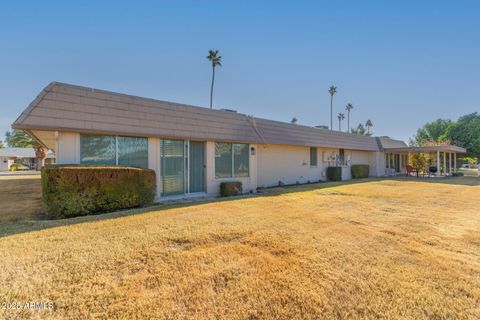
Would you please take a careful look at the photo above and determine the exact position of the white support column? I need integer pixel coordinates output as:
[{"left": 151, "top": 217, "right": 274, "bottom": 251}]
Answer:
[
  {"left": 443, "top": 152, "right": 447, "bottom": 177},
  {"left": 436, "top": 150, "right": 441, "bottom": 177},
  {"left": 449, "top": 152, "right": 452, "bottom": 175},
  {"left": 454, "top": 153, "right": 457, "bottom": 172}
]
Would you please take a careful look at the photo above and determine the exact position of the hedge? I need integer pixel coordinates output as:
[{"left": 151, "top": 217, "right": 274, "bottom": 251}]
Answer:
[
  {"left": 351, "top": 164, "right": 369, "bottom": 179},
  {"left": 220, "top": 181, "right": 242, "bottom": 197},
  {"left": 326, "top": 167, "right": 342, "bottom": 181},
  {"left": 452, "top": 172, "right": 464, "bottom": 177},
  {"left": 42, "top": 165, "right": 156, "bottom": 219}
]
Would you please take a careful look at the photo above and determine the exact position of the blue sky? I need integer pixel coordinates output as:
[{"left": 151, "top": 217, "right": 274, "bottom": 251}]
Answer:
[{"left": 1, "top": 1, "right": 479, "bottom": 142}]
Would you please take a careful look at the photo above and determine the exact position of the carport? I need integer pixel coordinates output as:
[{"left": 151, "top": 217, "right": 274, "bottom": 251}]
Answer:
[{"left": 384, "top": 145, "right": 467, "bottom": 177}]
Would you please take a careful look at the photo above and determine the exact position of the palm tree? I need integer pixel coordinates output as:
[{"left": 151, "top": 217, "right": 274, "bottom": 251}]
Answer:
[
  {"left": 345, "top": 103, "right": 353, "bottom": 133},
  {"left": 328, "top": 85, "right": 337, "bottom": 130},
  {"left": 5, "top": 130, "right": 34, "bottom": 147},
  {"left": 338, "top": 113, "right": 345, "bottom": 131},
  {"left": 290, "top": 117, "right": 298, "bottom": 124},
  {"left": 5, "top": 129, "right": 45, "bottom": 170},
  {"left": 365, "top": 119, "right": 373, "bottom": 135},
  {"left": 206, "top": 49, "right": 222, "bottom": 109}
]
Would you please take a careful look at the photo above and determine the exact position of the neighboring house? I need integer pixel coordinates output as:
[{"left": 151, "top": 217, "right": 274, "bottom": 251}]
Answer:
[
  {"left": 12, "top": 82, "right": 466, "bottom": 199},
  {"left": 0, "top": 147, "right": 55, "bottom": 171}
]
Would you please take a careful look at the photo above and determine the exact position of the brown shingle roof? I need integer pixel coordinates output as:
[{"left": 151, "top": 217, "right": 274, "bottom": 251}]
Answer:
[{"left": 13, "top": 82, "right": 382, "bottom": 151}]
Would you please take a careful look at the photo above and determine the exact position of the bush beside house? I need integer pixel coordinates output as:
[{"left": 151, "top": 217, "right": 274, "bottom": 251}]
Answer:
[
  {"left": 220, "top": 181, "right": 242, "bottom": 196},
  {"left": 42, "top": 165, "right": 156, "bottom": 219},
  {"left": 351, "top": 165, "right": 369, "bottom": 179},
  {"left": 326, "top": 167, "right": 342, "bottom": 181}
]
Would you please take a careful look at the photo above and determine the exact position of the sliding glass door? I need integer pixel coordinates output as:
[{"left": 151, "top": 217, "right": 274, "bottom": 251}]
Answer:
[{"left": 160, "top": 140, "right": 206, "bottom": 196}]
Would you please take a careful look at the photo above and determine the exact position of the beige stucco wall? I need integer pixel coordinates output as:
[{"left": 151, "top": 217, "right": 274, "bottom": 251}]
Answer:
[
  {"left": 257, "top": 144, "right": 329, "bottom": 188},
  {"left": 57, "top": 132, "right": 80, "bottom": 164},
  {"left": 148, "top": 137, "right": 161, "bottom": 198},
  {"left": 257, "top": 145, "right": 376, "bottom": 187},
  {"left": 205, "top": 141, "right": 258, "bottom": 195},
  {"left": 370, "top": 151, "right": 386, "bottom": 176}
]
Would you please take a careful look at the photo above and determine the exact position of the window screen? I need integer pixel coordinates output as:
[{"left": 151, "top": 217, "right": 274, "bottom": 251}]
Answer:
[
  {"left": 215, "top": 142, "right": 233, "bottom": 178},
  {"left": 118, "top": 136, "right": 148, "bottom": 168},
  {"left": 310, "top": 147, "right": 317, "bottom": 166},
  {"left": 234, "top": 144, "right": 249, "bottom": 177},
  {"left": 80, "top": 134, "right": 116, "bottom": 165}
]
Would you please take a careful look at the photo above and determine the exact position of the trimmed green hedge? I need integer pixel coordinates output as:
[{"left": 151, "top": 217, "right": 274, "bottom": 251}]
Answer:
[
  {"left": 326, "top": 167, "right": 342, "bottom": 181},
  {"left": 220, "top": 181, "right": 242, "bottom": 197},
  {"left": 42, "top": 165, "right": 156, "bottom": 219},
  {"left": 452, "top": 172, "right": 464, "bottom": 177},
  {"left": 351, "top": 164, "right": 369, "bottom": 179}
]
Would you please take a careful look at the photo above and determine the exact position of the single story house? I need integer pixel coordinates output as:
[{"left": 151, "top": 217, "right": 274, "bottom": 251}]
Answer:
[
  {"left": 0, "top": 147, "right": 55, "bottom": 171},
  {"left": 12, "top": 82, "right": 466, "bottom": 199}
]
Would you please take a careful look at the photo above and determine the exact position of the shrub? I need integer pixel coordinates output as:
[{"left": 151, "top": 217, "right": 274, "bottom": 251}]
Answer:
[
  {"left": 452, "top": 172, "right": 464, "bottom": 177},
  {"left": 220, "top": 181, "right": 242, "bottom": 197},
  {"left": 42, "top": 165, "right": 156, "bottom": 219},
  {"left": 351, "top": 164, "right": 369, "bottom": 179},
  {"left": 326, "top": 167, "right": 342, "bottom": 181},
  {"left": 9, "top": 163, "right": 26, "bottom": 171}
]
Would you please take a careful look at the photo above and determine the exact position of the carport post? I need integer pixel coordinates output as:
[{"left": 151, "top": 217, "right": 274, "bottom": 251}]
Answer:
[
  {"left": 436, "top": 150, "right": 441, "bottom": 177},
  {"left": 449, "top": 152, "right": 452, "bottom": 175},
  {"left": 443, "top": 152, "right": 447, "bottom": 177},
  {"left": 454, "top": 153, "right": 457, "bottom": 172}
]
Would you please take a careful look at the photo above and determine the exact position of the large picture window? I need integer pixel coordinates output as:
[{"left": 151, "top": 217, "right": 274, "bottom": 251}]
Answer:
[
  {"left": 80, "top": 135, "right": 116, "bottom": 165},
  {"left": 118, "top": 136, "right": 148, "bottom": 168},
  {"left": 80, "top": 134, "right": 148, "bottom": 168},
  {"left": 234, "top": 144, "right": 249, "bottom": 177},
  {"left": 215, "top": 142, "right": 249, "bottom": 178}
]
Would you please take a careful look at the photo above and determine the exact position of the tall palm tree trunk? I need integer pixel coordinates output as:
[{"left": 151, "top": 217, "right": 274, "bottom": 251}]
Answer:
[
  {"left": 347, "top": 111, "right": 350, "bottom": 133},
  {"left": 339, "top": 118, "right": 341, "bottom": 131},
  {"left": 209, "top": 66, "right": 215, "bottom": 108},
  {"left": 330, "top": 95, "right": 333, "bottom": 130}
]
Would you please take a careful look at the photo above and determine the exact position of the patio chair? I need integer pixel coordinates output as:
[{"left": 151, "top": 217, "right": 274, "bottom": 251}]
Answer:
[{"left": 405, "top": 165, "right": 417, "bottom": 177}]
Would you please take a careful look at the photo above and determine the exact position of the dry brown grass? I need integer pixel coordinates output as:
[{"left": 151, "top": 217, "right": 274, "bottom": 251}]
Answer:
[
  {"left": 0, "top": 175, "right": 43, "bottom": 223},
  {"left": 0, "top": 176, "right": 479, "bottom": 319}
]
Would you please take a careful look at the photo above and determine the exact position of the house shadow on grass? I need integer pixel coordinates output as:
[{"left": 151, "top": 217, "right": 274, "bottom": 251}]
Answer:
[{"left": 0, "top": 175, "right": 477, "bottom": 238}]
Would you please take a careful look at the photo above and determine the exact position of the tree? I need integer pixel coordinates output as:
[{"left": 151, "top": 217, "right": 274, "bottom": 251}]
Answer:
[
  {"left": 351, "top": 123, "right": 367, "bottom": 135},
  {"left": 206, "top": 49, "right": 222, "bottom": 109},
  {"left": 5, "top": 130, "right": 46, "bottom": 170},
  {"left": 445, "top": 112, "right": 480, "bottom": 158},
  {"left": 337, "top": 113, "right": 345, "bottom": 131},
  {"left": 0, "top": 140, "right": 4, "bottom": 148},
  {"left": 5, "top": 130, "right": 36, "bottom": 147},
  {"left": 410, "top": 118, "right": 452, "bottom": 146},
  {"left": 345, "top": 103, "right": 353, "bottom": 133},
  {"left": 409, "top": 153, "right": 430, "bottom": 175},
  {"left": 328, "top": 85, "right": 337, "bottom": 130},
  {"left": 365, "top": 119, "right": 373, "bottom": 135},
  {"left": 290, "top": 117, "right": 298, "bottom": 124}
]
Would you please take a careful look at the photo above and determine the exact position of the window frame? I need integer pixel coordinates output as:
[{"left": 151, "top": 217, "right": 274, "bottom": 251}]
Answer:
[{"left": 214, "top": 142, "right": 250, "bottom": 179}]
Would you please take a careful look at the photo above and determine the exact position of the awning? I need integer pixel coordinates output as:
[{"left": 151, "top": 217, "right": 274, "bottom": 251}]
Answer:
[{"left": 384, "top": 145, "right": 467, "bottom": 153}]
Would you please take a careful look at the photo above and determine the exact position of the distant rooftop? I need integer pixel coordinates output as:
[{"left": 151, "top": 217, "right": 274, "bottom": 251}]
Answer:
[{"left": 0, "top": 147, "right": 55, "bottom": 158}]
